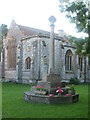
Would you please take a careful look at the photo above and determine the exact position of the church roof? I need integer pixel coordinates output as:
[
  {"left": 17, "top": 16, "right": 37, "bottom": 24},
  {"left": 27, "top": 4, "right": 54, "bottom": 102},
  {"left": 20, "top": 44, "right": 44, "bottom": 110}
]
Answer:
[
  {"left": 9, "top": 20, "right": 68, "bottom": 42},
  {"left": 18, "top": 25, "right": 64, "bottom": 41},
  {"left": 18, "top": 25, "right": 50, "bottom": 37}
]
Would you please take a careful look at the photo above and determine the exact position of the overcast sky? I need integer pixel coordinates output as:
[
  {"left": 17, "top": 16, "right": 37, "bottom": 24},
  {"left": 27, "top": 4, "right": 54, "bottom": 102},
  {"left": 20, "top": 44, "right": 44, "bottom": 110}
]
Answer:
[{"left": 0, "top": 0, "right": 87, "bottom": 38}]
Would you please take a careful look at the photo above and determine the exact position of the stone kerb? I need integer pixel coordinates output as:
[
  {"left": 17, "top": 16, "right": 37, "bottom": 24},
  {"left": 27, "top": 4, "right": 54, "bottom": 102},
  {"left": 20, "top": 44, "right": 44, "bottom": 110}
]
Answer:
[{"left": 24, "top": 92, "right": 79, "bottom": 104}]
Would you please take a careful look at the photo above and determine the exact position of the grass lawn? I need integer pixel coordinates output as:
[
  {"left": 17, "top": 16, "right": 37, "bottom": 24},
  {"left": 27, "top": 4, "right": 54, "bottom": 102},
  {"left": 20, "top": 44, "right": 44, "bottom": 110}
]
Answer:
[
  {"left": 0, "top": 82, "right": 2, "bottom": 120},
  {"left": 2, "top": 82, "right": 88, "bottom": 118}
]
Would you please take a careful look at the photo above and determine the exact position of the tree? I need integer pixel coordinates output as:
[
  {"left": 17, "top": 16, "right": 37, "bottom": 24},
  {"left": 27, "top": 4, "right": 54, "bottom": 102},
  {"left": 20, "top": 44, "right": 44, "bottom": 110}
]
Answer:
[
  {"left": 59, "top": 0, "right": 90, "bottom": 54},
  {"left": 59, "top": 0, "right": 90, "bottom": 83},
  {"left": 0, "top": 24, "right": 8, "bottom": 61},
  {"left": 0, "top": 24, "right": 8, "bottom": 37}
]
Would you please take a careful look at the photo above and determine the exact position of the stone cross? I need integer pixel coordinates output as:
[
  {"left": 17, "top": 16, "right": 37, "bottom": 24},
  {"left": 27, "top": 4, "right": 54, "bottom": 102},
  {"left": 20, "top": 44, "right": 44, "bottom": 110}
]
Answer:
[{"left": 48, "top": 16, "right": 56, "bottom": 74}]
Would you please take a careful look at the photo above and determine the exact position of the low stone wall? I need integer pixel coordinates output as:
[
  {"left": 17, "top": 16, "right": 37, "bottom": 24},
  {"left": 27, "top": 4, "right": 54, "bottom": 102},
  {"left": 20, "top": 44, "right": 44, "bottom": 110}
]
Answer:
[{"left": 24, "top": 92, "right": 79, "bottom": 104}]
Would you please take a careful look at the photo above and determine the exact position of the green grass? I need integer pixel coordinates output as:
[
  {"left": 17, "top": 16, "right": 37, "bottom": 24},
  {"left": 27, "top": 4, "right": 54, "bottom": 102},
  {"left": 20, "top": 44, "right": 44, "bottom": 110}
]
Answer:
[
  {"left": 2, "top": 82, "right": 88, "bottom": 118},
  {"left": 0, "top": 82, "right": 2, "bottom": 120}
]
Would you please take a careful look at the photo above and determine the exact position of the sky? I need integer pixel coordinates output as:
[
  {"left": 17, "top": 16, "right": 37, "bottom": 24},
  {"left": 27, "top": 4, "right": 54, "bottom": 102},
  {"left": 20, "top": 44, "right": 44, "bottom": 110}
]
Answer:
[{"left": 0, "top": 0, "right": 88, "bottom": 38}]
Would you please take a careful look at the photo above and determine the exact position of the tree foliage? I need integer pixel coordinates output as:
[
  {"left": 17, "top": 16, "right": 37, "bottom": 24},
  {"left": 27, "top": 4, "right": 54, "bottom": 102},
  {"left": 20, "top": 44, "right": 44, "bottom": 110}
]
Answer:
[
  {"left": 0, "top": 24, "right": 8, "bottom": 37},
  {"left": 68, "top": 35, "right": 87, "bottom": 55},
  {"left": 0, "top": 24, "right": 8, "bottom": 61},
  {"left": 59, "top": 0, "right": 88, "bottom": 33},
  {"left": 59, "top": 0, "right": 90, "bottom": 55}
]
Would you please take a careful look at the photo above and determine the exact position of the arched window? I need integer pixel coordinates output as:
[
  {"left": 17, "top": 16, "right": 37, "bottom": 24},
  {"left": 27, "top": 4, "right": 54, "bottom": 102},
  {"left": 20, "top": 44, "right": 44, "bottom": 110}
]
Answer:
[
  {"left": 25, "top": 57, "right": 31, "bottom": 69},
  {"left": 65, "top": 50, "right": 73, "bottom": 71}
]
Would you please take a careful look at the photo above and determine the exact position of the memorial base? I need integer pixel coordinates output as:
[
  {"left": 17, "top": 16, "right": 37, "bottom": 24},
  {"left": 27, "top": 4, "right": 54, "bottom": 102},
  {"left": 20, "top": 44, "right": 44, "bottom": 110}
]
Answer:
[
  {"left": 38, "top": 74, "right": 61, "bottom": 89},
  {"left": 24, "top": 92, "right": 79, "bottom": 104},
  {"left": 24, "top": 74, "right": 79, "bottom": 104}
]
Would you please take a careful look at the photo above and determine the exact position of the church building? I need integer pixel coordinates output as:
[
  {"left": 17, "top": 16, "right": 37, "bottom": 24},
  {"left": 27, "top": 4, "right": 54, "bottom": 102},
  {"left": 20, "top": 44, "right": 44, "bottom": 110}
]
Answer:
[{"left": 1, "top": 18, "right": 90, "bottom": 83}]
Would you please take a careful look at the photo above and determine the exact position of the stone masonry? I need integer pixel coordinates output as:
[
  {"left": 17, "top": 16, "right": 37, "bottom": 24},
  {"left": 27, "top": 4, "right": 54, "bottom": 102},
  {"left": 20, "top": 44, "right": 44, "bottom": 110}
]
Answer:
[{"left": 1, "top": 18, "right": 90, "bottom": 83}]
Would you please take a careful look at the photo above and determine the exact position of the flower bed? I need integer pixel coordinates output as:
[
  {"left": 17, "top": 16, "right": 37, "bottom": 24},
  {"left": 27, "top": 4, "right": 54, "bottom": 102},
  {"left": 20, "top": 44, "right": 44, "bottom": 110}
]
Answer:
[
  {"left": 24, "top": 83, "right": 79, "bottom": 104},
  {"left": 34, "top": 90, "right": 46, "bottom": 95}
]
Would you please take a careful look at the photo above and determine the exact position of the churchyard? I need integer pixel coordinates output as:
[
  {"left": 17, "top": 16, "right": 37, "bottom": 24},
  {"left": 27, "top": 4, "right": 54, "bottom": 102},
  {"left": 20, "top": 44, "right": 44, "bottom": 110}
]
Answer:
[
  {"left": 2, "top": 82, "right": 88, "bottom": 118},
  {"left": 0, "top": 0, "right": 90, "bottom": 119},
  {"left": 0, "top": 82, "right": 2, "bottom": 120}
]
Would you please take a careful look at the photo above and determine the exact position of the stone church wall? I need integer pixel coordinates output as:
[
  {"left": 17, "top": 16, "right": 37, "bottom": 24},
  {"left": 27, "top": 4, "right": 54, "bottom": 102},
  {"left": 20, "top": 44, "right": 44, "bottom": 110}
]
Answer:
[
  {"left": 5, "top": 69, "right": 16, "bottom": 81},
  {"left": 22, "top": 37, "right": 50, "bottom": 82},
  {"left": 61, "top": 43, "right": 77, "bottom": 81},
  {"left": 21, "top": 37, "right": 63, "bottom": 82},
  {"left": 2, "top": 20, "right": 24, "bottom": 82},
  {"left": 1, "top": 20, "right": 90, "bottom": 83},
  {"left": 86, "top": 57, "right": 90, "bottom": 82},
  {"left": 38, "top": 38, "right": 62, "bottom": 79},
  {"left": 40, "top": 38, "right": 49, "bottom": 78},
  {"left": 54, "top": 40, "right": 61, "bottom": 75},
  {"left": 22, "top": 37, "right": 41, "bottom": 82}
]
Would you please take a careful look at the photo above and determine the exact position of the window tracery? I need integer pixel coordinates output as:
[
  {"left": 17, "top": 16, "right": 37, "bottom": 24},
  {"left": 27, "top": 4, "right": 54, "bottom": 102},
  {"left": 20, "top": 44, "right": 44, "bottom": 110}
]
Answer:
[
  {"left": 65, "top": 50, "right": 73, "bottom": 72},
  {"left": 25, "top": 57, "right": 31, "bottom": 69}
]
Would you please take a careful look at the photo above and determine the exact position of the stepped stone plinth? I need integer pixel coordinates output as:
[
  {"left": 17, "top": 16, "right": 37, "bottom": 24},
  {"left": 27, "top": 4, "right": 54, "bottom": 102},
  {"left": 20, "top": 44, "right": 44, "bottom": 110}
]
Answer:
[{"left": 38, "top": 74, "right": 61, "bottom": 89}]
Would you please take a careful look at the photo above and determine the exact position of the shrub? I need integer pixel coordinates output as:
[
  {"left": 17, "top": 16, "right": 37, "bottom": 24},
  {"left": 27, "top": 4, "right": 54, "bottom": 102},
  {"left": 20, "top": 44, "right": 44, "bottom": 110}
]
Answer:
[
  {"left": 50, "top": 88, "right": 58, "bottom": 95},
  {"left": 69, "top": 77, "right": 80, "bottom": 85}
]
